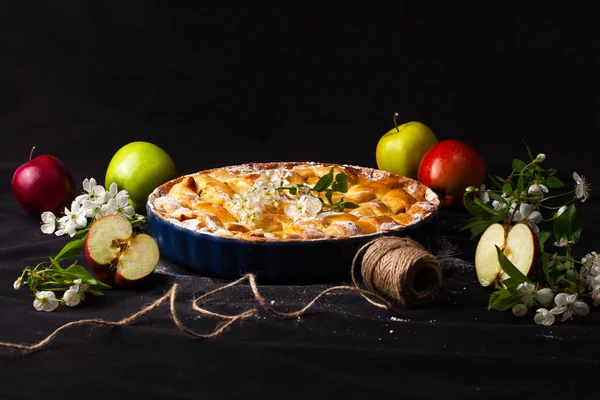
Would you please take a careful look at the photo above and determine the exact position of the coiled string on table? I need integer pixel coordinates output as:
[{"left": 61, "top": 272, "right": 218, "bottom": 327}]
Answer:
[
  {"left": 352, "top": 236, "right": 442, "bottom": 307},
  {"left": 0, "top": 236, "right": 442, "bottom": 353}
]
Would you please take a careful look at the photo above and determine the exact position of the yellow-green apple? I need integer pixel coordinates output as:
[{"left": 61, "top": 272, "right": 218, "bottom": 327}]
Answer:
[
  {"left": 105, "top": 141, "right": 176, "bottom": 214},
  {"left": 417, "top": 139, "right": 486, "bottom": 208},
  {"left": 475, "top": 223, "right": 539, "bottom": 287},
  {"left": 375, "top": 113, "right": 438, "bottom": 179},
  {"left": 11, "top": 146, "right": 76, "bottom": 216},
  {"left": 85, "top": 214, "right": 159, "bottom": 287}
]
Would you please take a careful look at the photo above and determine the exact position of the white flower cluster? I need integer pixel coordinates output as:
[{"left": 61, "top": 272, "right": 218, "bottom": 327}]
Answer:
[
  {"left": 32, "top": 279, "right": 89, "bottom": 312},
  {"left": 511, "top": 282, "right": 590, "bottom": 325},
  {"left": 40, "top": 178, "right": 136, "bottom": 237},
  {"left": 477, "top": 167, "right": 590, "bottom": 234},
  {"left": 228, "top": 168, "right": 323, "bottom": 226}
]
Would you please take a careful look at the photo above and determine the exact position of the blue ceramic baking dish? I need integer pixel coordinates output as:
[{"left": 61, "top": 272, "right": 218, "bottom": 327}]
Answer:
[{"left": 146, "top": 164, "right": 440, "bottom": 284}]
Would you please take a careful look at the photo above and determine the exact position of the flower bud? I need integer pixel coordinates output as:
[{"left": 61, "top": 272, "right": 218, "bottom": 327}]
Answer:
[
  {"left": 13, "top": 277, "right": 23, "bottom": 290},
  {"left": 465, "top": 186, "right": 476, "bottom": 193},
  {"left": 535, "top": 153, "right": 546, "bottom": 163},
  {"left": 512, "top": 303, "right": 528, "bottom": 317}
]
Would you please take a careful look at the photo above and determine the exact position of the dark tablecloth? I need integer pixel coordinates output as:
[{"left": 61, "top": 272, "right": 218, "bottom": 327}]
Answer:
[{"left": 1, "top": 2, "right": 599, "bottom": 399}]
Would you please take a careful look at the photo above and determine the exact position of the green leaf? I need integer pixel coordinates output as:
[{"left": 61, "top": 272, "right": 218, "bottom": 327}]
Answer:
[
  {"left": 73, "top": 227, "right": 90, "bottom": 239},
  {"left": 49, "top": 257, "right": 63, "bottom": 271},
  {"left": 487, "top": 191, "right": 506, "bottom": 204},
  {"left": 288, "top": 186, "right": 298, "bottom": 195},
  {"left": 553, "top": 204, "right": 581, "bottom": 243},
  {"left": 542, "top": 253, "right": 551, "bottom": 284},
  {"left": 537, "top": 231, "right": 550, "bottom": 254},
  {"left": 487, "top": 174, "right": 504, "bottom": 190},
  {"left": 545, "top": 176, "right": 564, "bottom": 189},
  {"left": 546, "top": 169, "right": 557, "bottom": 177},
  {"left": 312, "top": 168, "right": 334, "bottom": 192},
  {"left": 512, "top": 159, "right": 528, "bottom": 173},
  {"left": 95, "top": 280, "right": 112, "bottom": 289},
  {"left": 463, "top": 192, "right": 495, "bottom": 218},
  {"left": 332, "top": 173, "right": 349, "bottom": 193},
  {"left": 495, "top": 245, "right": 533, "bottom": 284},
  {"left": 54, "top": 237, "right": 86, "bottom": 263},
  {"left": 342, "top": 201, "right": 359, "bottom": 209},
  {"left": 488, "top": 288, "right": 521, "bottom": 311},
  {"left": 325, "top": 189, "right": 333, "bottom": 204},
  {"left": 517, "top": 173, "right": 525, "bottom": 193},
  {"left": 64, "top": 263, "right": 94, "bottom": 280},
  {"left": 502, "top": 182, "right": 512, "bottom": 196},
  {"left": 130, "top": 218, "right": 146, "bottom": 229},
  {"left": 522, "top": 139, "right": 534, "bottom": 161},
  {"left": 473, "top": 197, "right": 497, "bottom": 215},
  {"left": 501, "top": 277, "right": 521, "bottom": 289}
]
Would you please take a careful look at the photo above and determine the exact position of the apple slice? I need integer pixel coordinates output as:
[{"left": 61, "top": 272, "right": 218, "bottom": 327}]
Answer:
[
  {"left": 475, "top": 223, "right": 539, "bottom": 287},
  {"left": 499, "top": 223, "right": 539, "bottom": 281},
  {"left": 85, "top": 214, "right": 159, "bottom": 286},
  {"left": 475, "top": 223, "right": 506, "bottom": 286}
]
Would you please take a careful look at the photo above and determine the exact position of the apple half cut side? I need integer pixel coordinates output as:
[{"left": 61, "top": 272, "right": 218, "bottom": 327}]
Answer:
[
  {"left": 85, "top": 214, "right": 160, "bottom": 287},
  {"left": 475, "top": 223, "right": 539, "bottom": 287}
]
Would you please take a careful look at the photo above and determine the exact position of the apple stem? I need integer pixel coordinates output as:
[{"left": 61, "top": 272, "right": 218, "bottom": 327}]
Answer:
[
  {"left": 393, "top": 112, "right": 399, "bottom": 132},
  {"left": 29, "top": 146, "right": 36, "bottom": 161}
]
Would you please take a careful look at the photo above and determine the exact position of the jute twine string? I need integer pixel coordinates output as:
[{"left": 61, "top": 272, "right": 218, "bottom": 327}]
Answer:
[{"left": 0, "top": 236, "right": 441, "bottom": 354}]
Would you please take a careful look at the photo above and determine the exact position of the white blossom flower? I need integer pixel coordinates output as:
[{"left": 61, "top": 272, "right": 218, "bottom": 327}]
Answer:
[
  {"left": 55, "top": 201, "right": 87, "bottom": 237},
  {"left": 492, "top": 200, "right": 507, "bottom": 212},
  {"left": 512, "top": 303, "right": 528, "bottom": 317},
  {"left": 82, "top": 178, "right": 107, "bottom": 203},
  {"left": 548, "top": 253, "right": 568, "bottom": 270},
  {"left": 582, "top": 252, "right": 599, "bottom": 270},
  {"left": 33, "top": 291, "right": 59, "bottom": 312},
  {"left": 71, "top": 279, "right": 89, "bottom": 298},
  {"left": 573, "top": 172, "right": 590, "bottom": 202},
  {"left": 556, "top": 206, "right": 567, "bottom": 217},
  {"left": 40, "top": 211, "right": 57, "bottom": 234},
  {"left": 512, "top": 204, "right": 542, "bottom": 233},
  {"left": 516, "top": 283, "right": 537, "bottom": 306},
  {"left": 553, "top": 234, "right": 575, "bottom": 249},
  {"left": 103, "top": 182, "right": 128, "bottom": 202},
  {"left": 534, "top": 308, "right": 555, "bottom": 326},
  {"left": 527, "top": 183, "right": 549, "bottom": 199},
  {"left": 516, "top": 282, "right": 553, "bottom": 307},
  {"left": 82, "top": 199, "right": 105, "bottom": 220},
  {"left": 550, "top": 293, "right": 589, "bottom": 322},
  {"left": 478, "top": 184, "right": 490, "bottom": 203},
  {"left": 285, "top": 195, "right": 322, "bottom": 222},
  {"left": 536, "top": 288, "right": 554, "bottom": 306},
  {"left": 535, "top": 153, "right": 546, "bottom": 163},
  {"left": 62, "top": 288, "right": 81, "bottom": 307},
  {"left": 102, "top": 195, "right": 135, "bottom": 218}
]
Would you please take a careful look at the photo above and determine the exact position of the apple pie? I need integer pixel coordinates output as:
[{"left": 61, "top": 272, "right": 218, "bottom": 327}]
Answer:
[{"left": 147, "top": 162, "right": 439, "bottom": 242}]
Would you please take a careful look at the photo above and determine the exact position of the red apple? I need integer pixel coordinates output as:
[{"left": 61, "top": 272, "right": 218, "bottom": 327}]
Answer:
[
  {"left": 85, "top": 214, "right": 159, "bottom": 287},
  {"left": 417, "top": 139, "right": 486, "bottom": 208},
  {"left": 11, "top": 146, "right": 76, "bottom": 216}
]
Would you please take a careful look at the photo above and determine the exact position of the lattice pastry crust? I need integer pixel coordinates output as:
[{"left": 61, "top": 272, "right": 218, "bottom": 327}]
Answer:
[{"left": 148, "top": 162, "right": 439, "bottom": 241}]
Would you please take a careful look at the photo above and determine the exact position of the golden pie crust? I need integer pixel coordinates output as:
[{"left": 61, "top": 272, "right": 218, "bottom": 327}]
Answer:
[{"left": 147, "top": 162, "right": 439, "bottom": 242}]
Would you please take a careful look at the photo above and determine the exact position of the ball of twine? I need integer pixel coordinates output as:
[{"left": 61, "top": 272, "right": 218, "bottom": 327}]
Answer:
[{"left": 351, "top": 236, "right": 442, "bottom": 306}]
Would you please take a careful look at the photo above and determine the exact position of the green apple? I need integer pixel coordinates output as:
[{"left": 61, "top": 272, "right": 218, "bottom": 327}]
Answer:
[
  {"left": 375, "top": 114, "right": 438, "bottom": 179},
  {"left": 105, "top": 141, "right": 177, "bottom": 214}
]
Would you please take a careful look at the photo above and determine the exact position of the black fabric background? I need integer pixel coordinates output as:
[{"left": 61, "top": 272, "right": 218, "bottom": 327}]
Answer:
[{"left": 1, "top": 2, "right": 599, "bottom": 399}]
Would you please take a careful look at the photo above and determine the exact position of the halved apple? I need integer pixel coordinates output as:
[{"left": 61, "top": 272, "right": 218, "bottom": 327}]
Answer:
[
  {"left": 475, "top": 223, "right": 539, "bottom": 287},
  {"left": 85, "top": 214, "right": 160, "bottom": 286}
]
